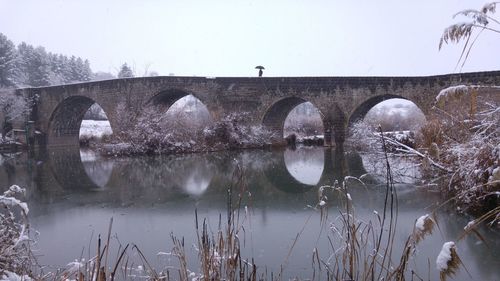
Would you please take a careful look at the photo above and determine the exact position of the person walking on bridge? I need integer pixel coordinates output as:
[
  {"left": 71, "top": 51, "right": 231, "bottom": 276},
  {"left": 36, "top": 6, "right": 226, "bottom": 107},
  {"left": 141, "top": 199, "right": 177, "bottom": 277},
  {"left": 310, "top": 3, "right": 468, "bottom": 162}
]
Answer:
[{"left": 255, "top": 66, "right": 265, "bottom": 77}]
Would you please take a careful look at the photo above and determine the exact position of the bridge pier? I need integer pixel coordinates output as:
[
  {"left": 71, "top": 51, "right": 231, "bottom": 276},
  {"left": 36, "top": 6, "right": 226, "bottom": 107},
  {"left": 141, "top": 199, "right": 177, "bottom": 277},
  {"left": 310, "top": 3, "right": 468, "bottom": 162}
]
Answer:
[
  {"left": 321, "top": 104, "right": 347, "bottom": 148},
  {"left": 333, "top": 122, "right": 346, "bottom": 147},
  {"left": 324, "top": 127, "right": 333, "bottom": 147}
]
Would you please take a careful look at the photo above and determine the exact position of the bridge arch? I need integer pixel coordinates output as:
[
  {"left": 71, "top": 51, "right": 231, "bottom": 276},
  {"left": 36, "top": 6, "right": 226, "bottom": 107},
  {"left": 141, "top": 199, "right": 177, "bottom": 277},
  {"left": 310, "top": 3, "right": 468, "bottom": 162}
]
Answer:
[
  {"left": 262, "top": 97, "right": 326, "bottom": 143},
  {"left": 143, "top": 88, "right": 214, "bottom": 135},
  {"left": 147, "top": 88, "right": 215, "bottom": 116},
  {"left": 147, "top": 88, "right": 195, "bottom": 109},
  {"left": 348, "top": 94, "right": 426, "bottom": 129},
  {"left": 47, "top": 96, "right": 115, "bottom": 147}
]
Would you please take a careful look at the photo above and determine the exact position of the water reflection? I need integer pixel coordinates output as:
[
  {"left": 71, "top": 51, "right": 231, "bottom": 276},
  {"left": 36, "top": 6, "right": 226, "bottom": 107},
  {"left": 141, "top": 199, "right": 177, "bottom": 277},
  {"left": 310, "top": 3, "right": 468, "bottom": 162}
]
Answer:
[
  {"left": 284, "top": 147, "right": 323, "bottom": 185},
  {"left": 0, "top": 147, "right": 498, "bottom": 280},
  {"left": 23, "top": 147, "right": 370, "bottom": 198},
  {"left": 360, "top": 152, "right": 421, "bottom": 183},
  {"left": 80, "top": 149, "right": 114, "bottom": 188}
]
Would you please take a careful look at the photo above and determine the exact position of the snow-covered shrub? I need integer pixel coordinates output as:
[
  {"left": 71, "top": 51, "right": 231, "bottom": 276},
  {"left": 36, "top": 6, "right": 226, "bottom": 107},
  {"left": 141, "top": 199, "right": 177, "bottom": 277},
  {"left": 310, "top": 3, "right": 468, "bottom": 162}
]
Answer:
[
  {"left": 203, "top": 112, "right": 277, "bottom": 150},
  {"left": 102, "top": 107, "right": 279, "bottom": 155},
  {"left": 348, "top": 121, "right": 416, "bottom": 152},
  {"left": 347, "top": 121, "right": 424, "bottom": 183},
  {"left": 428, "top": 85, "right": 500, "bottom": 215},
  {"left": 0, "top": 185, "right": 33, "bottom": 279},
  {"left": 102, "top": 103, "right": 206, "bottom": 154},
  {"left": 347, "top": 121, "right": 380, "bottom": 152},
  {"left": 417, "top": 119, "right": 445, "bottom": 149}
]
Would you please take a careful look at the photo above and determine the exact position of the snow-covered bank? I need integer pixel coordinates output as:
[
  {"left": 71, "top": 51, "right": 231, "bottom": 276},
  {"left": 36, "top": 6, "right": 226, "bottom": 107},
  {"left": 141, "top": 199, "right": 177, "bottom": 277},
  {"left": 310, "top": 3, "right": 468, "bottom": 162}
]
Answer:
[{"left": 79, "top": 120, "right": 112, "bottom": 139}]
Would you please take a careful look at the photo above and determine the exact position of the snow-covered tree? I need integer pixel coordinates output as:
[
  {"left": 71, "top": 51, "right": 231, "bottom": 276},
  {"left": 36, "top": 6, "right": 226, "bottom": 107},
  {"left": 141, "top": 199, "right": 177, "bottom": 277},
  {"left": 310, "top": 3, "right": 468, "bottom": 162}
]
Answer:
[
  {"left": 0, "top": 33, "right": 18, "bottom": 87},
  {"left": 148, "top": 70, "right": 159, "bottom": 77},
  {"left": 83, "top": 103, "right": 107, "bottom": 120},
  {"left": 92, "top": 71, "right": 115, "bottom": 81},
  {"left": 1, "top": 33, "right": 96, "bottom": 87},
  {"left": 117, "top": 63, "right": 134, "bottom": 78},
  {"left": 16, "top": 43, "right": 51, "bottom": 87},
  {"left": 65, "top": 56, "right": 92, "bottom": 83},
  {"left": 82, "top": 59, "right": 92, "bottom": 81},
  {"left": 0, "top": 89, "right": 32, "bottom": 140}
]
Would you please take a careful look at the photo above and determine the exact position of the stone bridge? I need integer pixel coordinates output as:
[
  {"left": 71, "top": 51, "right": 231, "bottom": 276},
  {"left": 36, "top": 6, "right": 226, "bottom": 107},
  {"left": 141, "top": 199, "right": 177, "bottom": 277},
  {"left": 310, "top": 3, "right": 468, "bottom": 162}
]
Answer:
[{"left": 17, "top": 70, "right": 500, "bottom": 147}]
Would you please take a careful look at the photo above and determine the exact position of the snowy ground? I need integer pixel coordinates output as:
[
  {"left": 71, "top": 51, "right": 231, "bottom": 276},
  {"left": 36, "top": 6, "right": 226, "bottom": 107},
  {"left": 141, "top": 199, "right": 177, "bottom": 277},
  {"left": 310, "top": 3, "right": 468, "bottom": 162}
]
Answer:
[{"left": 79, "top": 120, "right": 112, "bottom": 138}]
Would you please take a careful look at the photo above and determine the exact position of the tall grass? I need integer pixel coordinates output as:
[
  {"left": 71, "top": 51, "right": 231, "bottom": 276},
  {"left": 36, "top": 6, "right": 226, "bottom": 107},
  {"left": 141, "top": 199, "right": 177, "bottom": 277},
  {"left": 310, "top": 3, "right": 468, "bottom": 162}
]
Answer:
[{"left": 312, "top": 129, "right": 405, "bottom": 280}]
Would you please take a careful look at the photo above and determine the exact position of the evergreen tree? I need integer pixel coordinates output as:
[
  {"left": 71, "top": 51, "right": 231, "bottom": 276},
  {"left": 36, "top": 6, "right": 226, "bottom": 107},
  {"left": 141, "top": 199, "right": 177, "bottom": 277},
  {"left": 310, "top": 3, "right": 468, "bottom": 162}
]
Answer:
[
  {"left": 0, "top": 33, "right": 18, "bottom": 87},
  {"left": 82, "top": 59, "right": 92, "bottom": 81},
  {"left": 17, "top": 43, "right": 51, "bottom": 87},
  {"left": 117, "top": 63, "right": 134, "bottom": 78},
  {"left": 0, "top": 33, "right": 96, "bottom": 87},
  {"left": 47, "top": 52, "right": 65, "bottom": 85},
  {"left": 57, "top": 54, "right": 72, "bottom": 83},
  {"left": 67, "top": 56, "right": 79, "bottom": 83}
]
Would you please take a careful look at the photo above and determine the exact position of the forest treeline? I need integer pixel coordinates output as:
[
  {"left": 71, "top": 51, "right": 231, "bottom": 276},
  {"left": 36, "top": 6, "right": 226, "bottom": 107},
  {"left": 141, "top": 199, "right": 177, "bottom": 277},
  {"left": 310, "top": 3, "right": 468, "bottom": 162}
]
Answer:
[{"left": 0, "top": 32, "right": 136, "bottom": 88}]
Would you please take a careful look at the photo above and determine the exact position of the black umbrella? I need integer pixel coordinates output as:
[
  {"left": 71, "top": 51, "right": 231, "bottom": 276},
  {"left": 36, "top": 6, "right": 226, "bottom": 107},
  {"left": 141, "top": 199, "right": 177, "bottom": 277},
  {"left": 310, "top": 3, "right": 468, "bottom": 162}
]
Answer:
[{"left": 255, "top": 65, "right": 265, "bottom": 70}]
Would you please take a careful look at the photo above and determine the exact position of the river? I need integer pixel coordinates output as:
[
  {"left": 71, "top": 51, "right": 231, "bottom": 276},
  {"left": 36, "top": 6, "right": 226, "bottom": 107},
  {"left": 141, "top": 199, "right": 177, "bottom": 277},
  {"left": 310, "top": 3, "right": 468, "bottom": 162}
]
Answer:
[{"left": 0, "top": 146, "right": 498, "bottom": 280}]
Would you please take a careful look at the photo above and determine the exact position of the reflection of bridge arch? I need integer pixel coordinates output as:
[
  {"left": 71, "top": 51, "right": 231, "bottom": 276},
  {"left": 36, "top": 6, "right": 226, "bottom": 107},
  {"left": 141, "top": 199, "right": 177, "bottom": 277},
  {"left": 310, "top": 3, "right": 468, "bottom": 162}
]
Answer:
[
  {"left": 46, "top": 148, "right": 217, "bottom": 196},
  {"left": 264, "top": 148, "right": 371, "bottom": 193},
  {"left": 47, "top": 147, "right": 107, "bottom": 190},
  {"left": 264, "top": 150, "right": 316, "bottom": 193}
]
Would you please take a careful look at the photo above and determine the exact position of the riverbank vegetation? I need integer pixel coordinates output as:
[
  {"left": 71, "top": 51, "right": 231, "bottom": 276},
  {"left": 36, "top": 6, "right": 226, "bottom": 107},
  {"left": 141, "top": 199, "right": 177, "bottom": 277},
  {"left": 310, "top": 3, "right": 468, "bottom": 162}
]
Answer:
[
  {"left": 348, "top": 85, "right": 499, "bottom": 220},
  {"left": 423, "top": 86, "right": 499, "bottom": 217}
]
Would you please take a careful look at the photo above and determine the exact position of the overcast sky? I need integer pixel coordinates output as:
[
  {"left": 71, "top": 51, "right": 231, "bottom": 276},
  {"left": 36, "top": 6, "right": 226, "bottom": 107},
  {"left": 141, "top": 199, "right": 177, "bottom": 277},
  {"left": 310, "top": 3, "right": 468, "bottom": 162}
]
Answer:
[{"left": 1, "top": 0, "right": 499, "bottom": 77}]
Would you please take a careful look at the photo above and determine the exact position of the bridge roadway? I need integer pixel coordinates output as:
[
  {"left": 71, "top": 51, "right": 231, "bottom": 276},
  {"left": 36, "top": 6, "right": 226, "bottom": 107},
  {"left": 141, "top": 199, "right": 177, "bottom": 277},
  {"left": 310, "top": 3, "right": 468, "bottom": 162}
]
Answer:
[{"left": 16, "top": 70, "right": 500, "bottom": 147}]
